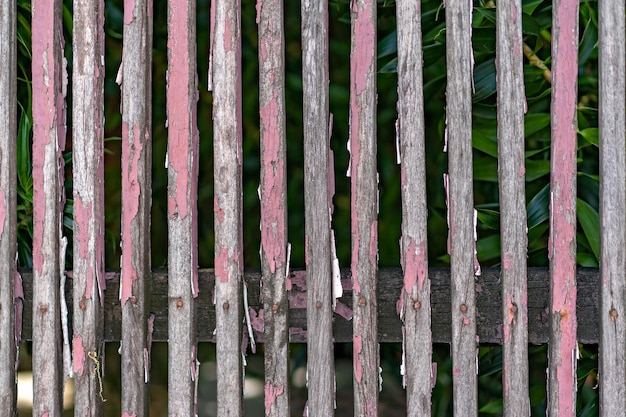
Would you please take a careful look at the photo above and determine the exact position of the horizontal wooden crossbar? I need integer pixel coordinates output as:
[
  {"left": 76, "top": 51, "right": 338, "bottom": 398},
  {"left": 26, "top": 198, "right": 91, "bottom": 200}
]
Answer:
[{"left": 18, "top": 267, "right": 599, "bottom": 344}]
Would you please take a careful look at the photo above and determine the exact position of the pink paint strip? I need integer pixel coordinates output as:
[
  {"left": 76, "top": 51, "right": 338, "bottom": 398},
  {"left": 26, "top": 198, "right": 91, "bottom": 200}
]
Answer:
[
  {"left": 353, "top": 334, "right": 363, "bottom": 383},
  {"left": 368, "top": 221, "right": 378, "bottom": 266},
  {"left": 74, "top": 194, "right": 95, "bottom": 299},
  {"left": 333, "top": 301, "right": 353, "bottom": 320},
  {"left": 264, "top": 383, "right": 285, "bottom": 416},
  {"left": 124, "top": 0, "right": 136, "bottom": 25},
  {"left": 403, "top": 239, "right": 427, "bottom": 294},
  {"left": 0, "top": 191, "right": 5, "bottom": 235},
  {"left": 249, "top": 307, "right": 264, "bottom": 333},
  {"left": 72, "top": 334, "right": 85, "bottom": 376},
  {"left": 215, "top": 247, "right": 229, "bottom": 283}
]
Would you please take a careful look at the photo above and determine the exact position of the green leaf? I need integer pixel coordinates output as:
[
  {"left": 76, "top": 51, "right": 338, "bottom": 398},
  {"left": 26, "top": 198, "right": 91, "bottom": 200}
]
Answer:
[
  {"left": 525, "top": 159, "right": 551, "bottom": 181},
  {"left": 473, "top": 58, "right": 496, "bottom": 102},
  {"left": 577, "top": 198, "right": 600, "bottom": 262},
  {"left": 578, "top": 128, "right": 598, "bottom": 147},
  {"left": 578, "top": 17, "right": 598, "bottom": 66},
  {"left": 377, "top": 31, "right": 397, "bottom": 59},
  {"left": 524, "top": 113, "right": 551, "bottom": 137},
  {"left": 477, "top": 209, "right": 500, "bottom": 230},
  {"left": 527, "top": 183, "right": 550, "bottom": 230},
  {"left": 477, "top": 234, "right": 501, "bottom": 262}
]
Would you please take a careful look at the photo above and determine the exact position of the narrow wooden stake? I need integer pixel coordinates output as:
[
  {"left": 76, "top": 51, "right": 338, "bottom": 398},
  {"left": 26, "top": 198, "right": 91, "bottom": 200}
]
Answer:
[
  {"left": 0, "top": 0, "right": 18, "bottom": 413},
  {"left": 496, "top": 0, "right": 530, "bottom": 415},
  {"left": 301, "top": 0, "right": 336, "bottom": 414},
  {"left": 445, "top": 0, "right": 477, "bottom": 414},
  {"left": 257, "top": 0, "right": 290, "bottom": 415},
  {"left": 598, "top": 0, "right": 626, "bottom": 415},
  {"left": 119, "top": 0, "right": 153, "bottom": 415},
  {"left": 72, "top": 0, "right": 106, "bottom": 415},
  {"left": 349, "top": 0, "right": 379, "bottom": 415},
  {"left": 212, "top": 0, "right": 244, "bottom": 415},
  {"left": 548, "top": 0, "right": 579, "bottom": 415},
  {"left": 396, "top": 1, "right": 432, "bottom": 415},
  {"left": 166, "top": 0, "right": 199, "bottom": 415}
]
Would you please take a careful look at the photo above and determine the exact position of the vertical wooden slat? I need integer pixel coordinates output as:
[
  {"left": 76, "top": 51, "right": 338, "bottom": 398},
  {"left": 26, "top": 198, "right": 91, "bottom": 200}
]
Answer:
[
  {"left": 301, "top": 0, "right": 335, "bottom": 414},
  {"left": 31, "top": 0, "right": 66, "bottom": 414},
  {"left": 598, "top": 0, "right": 626, "bottom": 415},
  {"left": 212, "top": 0, "right": 244, "bottom": 414},
  {"left": 445, "top": 0, "right": 477, "bottom": 414},
  {"left": 167, "top": 0, "right": 199, "bottom": 415},
  {"left": 496, "top": 0, "right": 530, "bottom": 415},
  {"left": 72, "top": 0, "right": 106, "bottom": 414},
  {"left": 257, "top": 0, "right": 290, "bottom": 414},
  {"left": 0, "top": 0, "right": 18, "bottom": 413},
  {"left": 548, "top": 0, "right": 578, "bottom": 415},
  {"left": 120, "top": 0, "right": 153, "bottom": 415},
  {"left": 349, "top": 0, "right": 378, "bottom": 415},
  {"left": 395, "top": 1, "right": 432, "bottom": 415}
]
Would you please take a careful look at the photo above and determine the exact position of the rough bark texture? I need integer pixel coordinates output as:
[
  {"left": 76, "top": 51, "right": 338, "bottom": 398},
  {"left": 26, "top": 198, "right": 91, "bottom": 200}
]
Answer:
[
  {"left": 548, "top": 0, "right": 579, "bottom": 415},
  {"left": 396, "top": 1, "right": 432, "bottom": 415},
  {"left": 166, "top": 0, "right": 199, "bottom": 416},
  {"left": 120, "top": 0, "right": 153, "bottom": 415},
  {"left": 495, "top": 0, "right": 530, "bottom": 415},
  {"left": 72, "top": 0, "right": 106, "bottom": 415},
  {"left": 0, "top": 0, "right": 18, "bottom": 414},
  {"left": 445, "top": 0, "right": 477, "bottom": 415},
  {"left": 301, "top": 0, "right": 336, "bottom": 415},
  {"left": 257, "top": 0, "right": 290, "bottom": 415},
  {"left": 31, "top": 0, "right": 66, "bottom": 415},
  {"left": 349, "top": 0, "right": 379, "bottom": 415},
  {"left": 212, "top": 0, "right": 244, "bottom": 415},
  {"left": 598, "top": 0, "right": 626, "bottom": 415}
]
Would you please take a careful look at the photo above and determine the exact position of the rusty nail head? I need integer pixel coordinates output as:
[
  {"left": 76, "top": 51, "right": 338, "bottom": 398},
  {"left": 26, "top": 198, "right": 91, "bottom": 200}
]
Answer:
[
  {"left": 315, "top": 301, "right": 322, "bottom": 309},
  {"left": 413, "top": 300, "right": 422, "bottom": 310},
  {"left": 130, "top": 296, "right": 137, "bottom": 305},
  {"left": 176, "top": 299, "right": 184, "bottom": 309},
  {"left": 511, "top": 303, "right": 518, "bottom": 314},
  {"left": 460, "top": 304, "right": 467, "bottom": 313},
  {"left": 39, "top": 304, "right": 48, "bottom": 314},
  {"left": 559, "top": 309, "right": 568, "bottom": 318},
  {"left": 610, "top": 308, "right": 618, "bottom": 321},
  {"left": 272, "top": 303, "right": 279, "bottom": 312},
  {"left": 223, "top": 302, "right": 230, "bottom": 310},
  {"left": 79, "top": 300, "right": 86, "bottom": 311},
  {"left": 358, "top": 296, "right": 366, "bottom": 306}
]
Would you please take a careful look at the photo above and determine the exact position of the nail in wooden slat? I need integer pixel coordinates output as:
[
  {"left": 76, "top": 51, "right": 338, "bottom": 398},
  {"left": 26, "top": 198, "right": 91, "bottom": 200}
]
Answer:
[
  {"left": 0, "top": 0, "right": 19, "bottom": 413},
  {"left": 598, "top": 0, "right": 626, "bottom": 415},
  {"left": 547, "top": 1, "right": 579, "bottom": 415},
  {"left": 396, "top": 1, "right": 432, "bottom": 415},
  {"left": 212, "top": 0, "right": 244, "bottom": 415},
  {"left": 257, "top": 0, "right": 290, "bottom": 415},
  {"left": 349, "top": 0, "right": 379, "bottom": 415},
  {"left": 495, "top": 0, "right": 530, "bottom": 415},
  {"left": 301, "top": 0, "right": 336, "bottom": 414},
  {"left": 445, "top": 0, "right": 478, "bottom": 414},
  {"left": 72, "top": 0, "right": 106, "bottom": 414},
  {"left": 166, "top": 0, "right": 200, "bottom": 415},
  {"left": 120, "top": 0, "right": 153, "bottom": 415}
]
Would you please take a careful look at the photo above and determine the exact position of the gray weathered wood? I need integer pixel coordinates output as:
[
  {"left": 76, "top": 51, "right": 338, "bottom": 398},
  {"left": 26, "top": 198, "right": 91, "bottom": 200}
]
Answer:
[
  {"left": 495, "top": 0, "right": 530, "bottom": 415},
  {"left": 548, "top": 0, "right": 579, "bottom": 415},
  {"left": 120, "top": 0, "right": 153, "bottom": 415},
  {"left": 349, "top": 0, "right": 379, "bottom": 415},
  {"left": 72, "top": 0, "right": 106, "bottom": 415},
  {"left": 445, "top": 0, "right": 477, "bottom": 414},
  {"left": 301, "top": 0, "right": 336, "bottom": 414},
  {"left": 0, "top": 0, "right": 18, "bottom": 414},
  {"left": 257, "top": 0, "right": 290, "bottom": 414},
  {"left": 396, "top": 1, "right": 432, "bottom": 415},
  {"left": 166, "top": 0, "right": 199, "bottom": 415},
  {"left": 598, "top": 0, "right": 626, "bottom": 415},
  {"left": 31, "top": 0, "right": 66, "bottom": 415},
  {"left": 18, "top": 268, "right": 604, "bottom": 344},
  {"left": 212, "top": 0, "right": 244, "bottom": 415}
]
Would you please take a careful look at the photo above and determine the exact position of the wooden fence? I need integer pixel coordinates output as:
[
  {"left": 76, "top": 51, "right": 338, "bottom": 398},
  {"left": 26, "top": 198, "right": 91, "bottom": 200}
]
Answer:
[{"left": 0, "top": 0, "right": 624, "bottom": 416}]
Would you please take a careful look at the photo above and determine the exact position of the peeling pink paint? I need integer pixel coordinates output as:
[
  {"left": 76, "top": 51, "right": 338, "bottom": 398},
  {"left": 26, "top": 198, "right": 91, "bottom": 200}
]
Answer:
[
  {"left": 549, "top": 0, "right": 579, "bottom": 413},
  {"left": 0, "top": 191, "right": 5, "bottom": 235},
  {"left": 289, "top": 293, "right": 307, "bottom": 309},
  {"left": 453, "top": 368, "right": 461, "bottom": 377},
  {"left": 124, "top": 0, "right": 136, "bottom": 25},
  {"left": 403, "top": 239, "right": 427, "bottom": 293},
  {"left": 223, "top": 11, "right": 232, "bottom": 52},
  {"left": 255, "top": 0, "right": 262, "bottom": 24},
  {"left": 72, "top": 333, "right": 85, "bottom": 376},
  {"left": 74, "top": 194, "right": 95, "bottom": 299},
  {"left": 396, "top": 297, "right": 404, "bottom": 316},
  {"left": 400, "top": 167, "right": 407, "bottom": 187},
  {"left": 290, "top": 271, "right": 307, "bottom": 290},
  {"left": 122, "top": 413, "right": 137, "bottom": 417},
  {"left": 120, "top": 122, "right": 143, "bottom": 305},
  {"left": 350, "top": 4, "right": 375, "bottom": 96},
  {"left": 249, "top": 307, "right": 264, "bottom": 333},
  {"left": 260, "top": 90, "right": 286, "bottom": 274},
  {"left": 368, "top": 221, "right": 378, "bottom": 266},
  {"left": 502, "top": 253, "right": 512, "bottom": 270},
  {"left": 214, "top": 196, "right": 225, "bottom": 223},
  {"left": 503, "top": 293, "right": 514, "bottom": 345},
  {"left": 353, "top": 334, "right": 363, "bottom": 383},
  {"left": 215, "top": 247, "right": 229, "bottom": 283},
  {"left": 264, "top": 383, "right": 285, "bottom": 415},
  {"left": 333, "top": 301, "right": 353, "bottom": 320}
]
